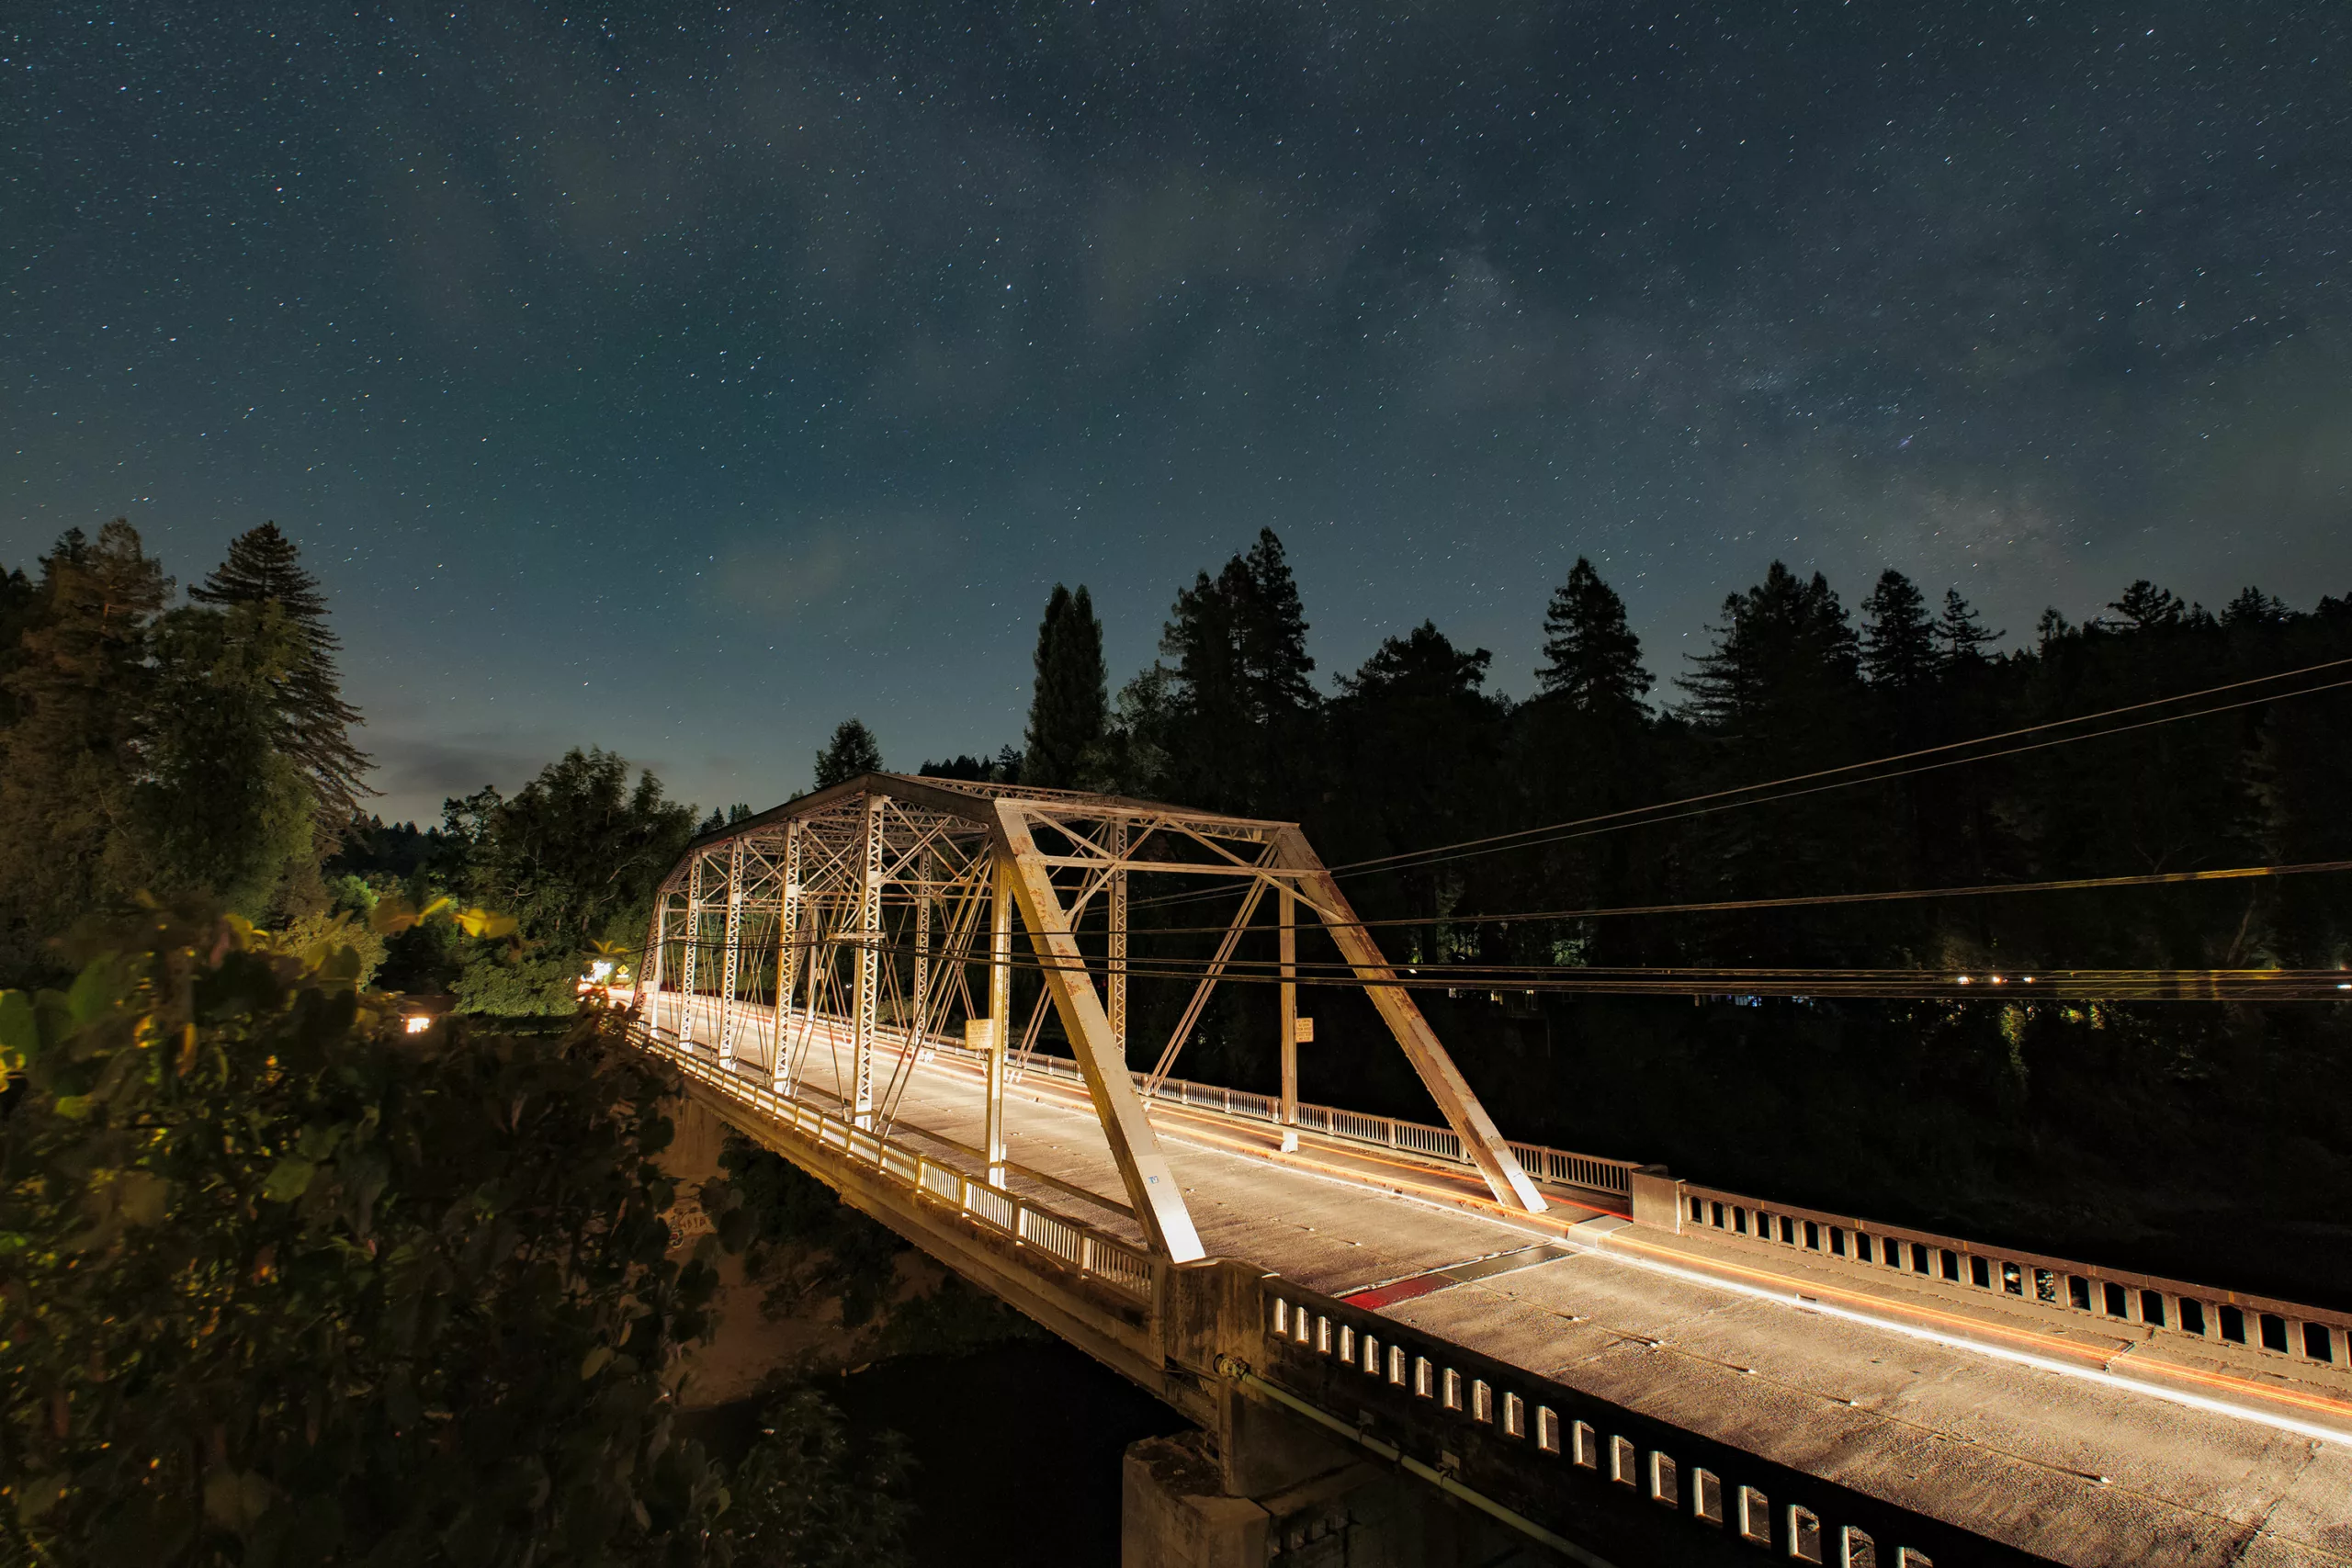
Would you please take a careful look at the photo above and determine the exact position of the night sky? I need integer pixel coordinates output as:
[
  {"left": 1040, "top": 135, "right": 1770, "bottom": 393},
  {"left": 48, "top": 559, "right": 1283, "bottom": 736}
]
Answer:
[{"left": 6, "top": 3, "right": 2347, "bottom": 825}]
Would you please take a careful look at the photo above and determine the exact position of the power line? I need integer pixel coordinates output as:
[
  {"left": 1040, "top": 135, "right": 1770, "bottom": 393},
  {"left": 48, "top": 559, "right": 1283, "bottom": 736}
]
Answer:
[
  {"left": 649, "top": 929, "right": 2352, "bottom": 1003},
  {"left": 1128, "top": 656, "right": 2352, "bottom": 912},
  {"left": 1328, "top": 656, "right": 2352, "bottom": 879},
  {"left": 1110, "top": 857, "right": 2352, "bottom": 938}
]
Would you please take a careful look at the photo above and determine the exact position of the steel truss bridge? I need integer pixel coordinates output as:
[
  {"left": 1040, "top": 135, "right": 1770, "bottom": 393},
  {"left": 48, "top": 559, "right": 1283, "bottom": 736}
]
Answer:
[{"left": 631, "top": 774, "right": 2352, "bottom": 1568}]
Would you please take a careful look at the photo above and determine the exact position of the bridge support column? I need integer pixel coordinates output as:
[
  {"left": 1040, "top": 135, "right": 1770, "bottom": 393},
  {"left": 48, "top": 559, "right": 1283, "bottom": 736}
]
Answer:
[
  {"left": 717, "top": 838, "right": 745, "bottom": 1068},
  {"left": 772, "top": 822, "right": 801, "bottom": 1090},
  {"left": 1278, "top": 888, "right": 1298, "bottom": 1154},
  {"left": 852, "top": 795, "right": 884, "bottom": 1126},
  {"left": 1108, "top": 819, "right": 1127, "bottom": 1054},
  {"left": 986, "top": 856, "right": 1012, "bottom": 1179},
  {"left": 680, "top": 856, "right": 704, "bottom": 1048},
  {"left": 1123, "top": 1415, "right": 1522, "bottom": 1568}
]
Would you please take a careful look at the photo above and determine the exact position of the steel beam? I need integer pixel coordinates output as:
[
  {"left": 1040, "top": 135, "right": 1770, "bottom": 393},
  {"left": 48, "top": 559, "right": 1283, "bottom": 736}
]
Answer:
[
  {"left": 987, "top": 857, "right": 1012, "bottom": 1179},
  {"left": 718, "top": 837, "right": 745, "bottom": 1067},
  {"left": 914, "top": 843, "right": 932, "bottom": 1051},
  {"left": 1279, "top": 886, "right": 1299, "bottom": 1154},
  {"left": 994, "top": 799, "right": 1204, "bottom": 1262},
  {"left": 852, "top": 795, "right": 885, "bottom": 1126},
  {"left": 1107, "top": 819, "right": 1128, "bottom": 1054},
  {"left": 773, "top": 820, "right": 801, "bottom": 1088},
  {"left": 642, "top": 893, "right": 669, "bottom": 1038},
  {"left": 1270, "top": 824, "right": 1545, "bottom": 1214},
  {"left": 679, "top": 855, "right": 704, "bottom": 1048}
]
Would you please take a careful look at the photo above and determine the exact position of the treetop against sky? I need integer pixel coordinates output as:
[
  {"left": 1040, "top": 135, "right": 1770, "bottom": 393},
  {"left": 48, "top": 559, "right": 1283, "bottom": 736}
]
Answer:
[{"left": 3, "top": 1, "right": 2345, "bottom": 822}]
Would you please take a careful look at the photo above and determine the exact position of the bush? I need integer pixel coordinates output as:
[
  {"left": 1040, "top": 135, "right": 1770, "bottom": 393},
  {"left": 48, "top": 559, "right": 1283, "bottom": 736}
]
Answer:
[{"left": 0, "top": 900, "right": 907, "bottom": 1567}]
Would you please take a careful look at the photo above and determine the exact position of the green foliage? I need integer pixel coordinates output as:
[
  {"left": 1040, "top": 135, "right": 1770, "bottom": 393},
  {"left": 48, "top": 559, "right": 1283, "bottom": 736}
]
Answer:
[
  {"left": 716, "top": 1391, "right": 911, "bottom": 1568},
  {"left": 0, "top": 524, "right": 170, "bottom": 973},
  {"left": 187, "top": 523, "right": 371, "bottom": 828},
  {"left": 137, "top": 602, "right": 317, "bottom": 918},
  {"left": 0, "top": 900, "right": 730, "bottom": 1565},
  {"left": 0, "top": 521, "right": 372, "bottom": 985},
  {"left": 811, "top": 720, "right": 883, "bottom": 790},
  {"left": 718, "top": 1135, "right": 907, "bottom": 1331},
  {"left": 1022, "top": 583, "right": 1107, "bottom": 789},
  {"left": 446, "top": 750, "right": 696, "bottom": 1016}
]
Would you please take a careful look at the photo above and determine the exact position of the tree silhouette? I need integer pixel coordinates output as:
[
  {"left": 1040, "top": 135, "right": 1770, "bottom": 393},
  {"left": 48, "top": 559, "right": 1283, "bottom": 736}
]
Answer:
[
  {"left": 814, "top": 717, "right": 885, "bottom": 788},
  {"left": 1536, "top": 557, "right": 1652, "bottom": 716},
  {"left": 0, "top": 522, "right": 168, "bottom": 963},
  {"left": 1934, "top": 588, "right": 2004, "bottom": 667},
  {"left": 1023, "top": 583, "right": 1107, "bottom": 788},
  {"left": 188, "top": 523, "right": 371, "bottom": 826},
  {"left": 2107, "top": 579, "right": 2186, "bottom": 630},
  {"left": 1860, "top": 570, "right": 1937, "bottom": 691}
]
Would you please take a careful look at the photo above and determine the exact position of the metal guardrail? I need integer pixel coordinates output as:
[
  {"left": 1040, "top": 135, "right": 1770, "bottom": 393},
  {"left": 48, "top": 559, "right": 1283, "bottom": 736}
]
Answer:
[
  {"left": 634, "top": 1025, "right": 1156, "bottom": 1301},
  {"left": 1669, "top": 1178, "right": 2352, "bottom": 1379}
]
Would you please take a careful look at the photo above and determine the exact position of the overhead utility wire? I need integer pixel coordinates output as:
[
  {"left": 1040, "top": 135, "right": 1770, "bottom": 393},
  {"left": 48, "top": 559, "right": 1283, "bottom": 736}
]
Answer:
[
  {"left": 1110, "top": 857, "right": 2352, "bottom": 939},
  {"left": 1126, "top": 656, "right": 2352, "bottom": 913},
  {"left": 1328, "top": 654, "right": 2352, "bottom": 878},
  {"left": 658, "top": 930, "right": 2352, "bottom": 1002}
]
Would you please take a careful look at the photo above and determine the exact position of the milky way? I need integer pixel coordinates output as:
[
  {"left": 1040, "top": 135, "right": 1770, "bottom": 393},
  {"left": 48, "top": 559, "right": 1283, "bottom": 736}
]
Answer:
[{"left": 4, "top": 3, "right": 2346, "bottom": 820}]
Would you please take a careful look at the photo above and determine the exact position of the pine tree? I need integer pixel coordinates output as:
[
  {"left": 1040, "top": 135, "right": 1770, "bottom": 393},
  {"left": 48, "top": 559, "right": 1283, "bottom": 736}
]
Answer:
[
  {"left": 0, "top": 564, "right": 37, "bottom": 728},
  {"left": 0, "top": 522, "right": 169, "bottom": 964},
  {"left": 188, "top": 523, "right": 371, "bottom": 825},
  {"left": 2222, "top": 587, "right": 2291, "bottom": 627},
  {"left": 1233, "top": 528, "right": 1317, "bottom": 722},
  {"left": 814, "top": 718, "right": 884, "bottom": 788},
  {"left": 1676, "top": 562, "right": 1860, "bottom": 729},
  {"left": 1535, "top": 558, "right": 1652, "bottom": 715},
  {"left": 136, "top": 601, "right": 317, "bottom": 917},
  {"left": 1023, "top": 583, "right": 1108, "bottom": 788},
  {"left": 1934, "top": 589, "right": 2004, "bottom": 667},
  {"left": 1158, "top": 567, "right": 1250, "bottom": 808},
  {"left": 2106, "top": 580, "right": 2185, "bottom": 631},
  {"left": 1859, "top": 570, "right": 1937, "bottom": 690}
]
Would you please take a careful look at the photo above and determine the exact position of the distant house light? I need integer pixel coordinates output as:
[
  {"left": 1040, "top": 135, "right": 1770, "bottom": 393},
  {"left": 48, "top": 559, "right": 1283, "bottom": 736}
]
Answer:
[{"left": 403, "top": 1014, "right": 432, "bottom": 1035}]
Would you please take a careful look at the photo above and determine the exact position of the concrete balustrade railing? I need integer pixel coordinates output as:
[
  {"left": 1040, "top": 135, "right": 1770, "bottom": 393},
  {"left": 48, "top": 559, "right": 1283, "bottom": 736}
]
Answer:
[
  {"left": 1637, "top": 1172, "right": 2352, "bottom": 1382},
  {"left": 650, "top": 988, "right": 2352, "bottom": 1373},
  {"left": 1262, "top": 1280, "right": 1951, "bottom": 1568},
  {"left": 653, "top": 987, "right": 1643, "bottom": 1201},
  {"left": 634, "top": 1024, "right": 1155, "bottom": 1301},
  {"left": 945, "top": 1032, "right": 1640, "bottom": 1202}
]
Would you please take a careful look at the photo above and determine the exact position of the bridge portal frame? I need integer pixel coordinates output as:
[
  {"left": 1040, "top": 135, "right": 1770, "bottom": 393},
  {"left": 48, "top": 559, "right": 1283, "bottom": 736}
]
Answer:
[{"left": 643, "top": 773, "right": 1545, "bottom": 1262}]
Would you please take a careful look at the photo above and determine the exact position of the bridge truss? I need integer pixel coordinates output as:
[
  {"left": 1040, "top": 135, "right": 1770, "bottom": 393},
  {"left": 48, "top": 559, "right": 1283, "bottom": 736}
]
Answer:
[{"left": 640, "top": 773, "right": 1546, "bottom": 1261}]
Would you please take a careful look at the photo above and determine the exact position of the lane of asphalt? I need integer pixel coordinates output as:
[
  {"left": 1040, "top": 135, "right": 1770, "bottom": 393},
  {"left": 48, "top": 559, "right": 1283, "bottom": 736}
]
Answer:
[
  {"left": 689, "top": 1021, "right": 2352, "bottom": 1446},
  {"left": 887, "top": 1042, "right": 2352, "bottom": 1445}
]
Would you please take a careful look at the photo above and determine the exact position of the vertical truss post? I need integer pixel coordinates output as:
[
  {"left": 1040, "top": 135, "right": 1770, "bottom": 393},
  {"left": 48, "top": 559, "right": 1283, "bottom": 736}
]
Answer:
[
  {"left": 852, "top": 794, "right": 886, "bottom": 1127},
  {"left": 718, "top": 837, "right": 745, "bottom": 1068},
  {"left": 1279, "top": 886, "right": 1299, "bottom": 1153},
  {"left": 1271, "top": 825, "right": 1545, "bottom": 1214},
  {"left": 986, "top": 853, "right": 1012, "bottom": 1179},
  {"left": 773, "top": 821, "right": 802, "bottom": 1088},
  {"left": 679, "top": 855, "right": 705, "bottom": 1048},
  {"left": 1107, "top": 818, "right": 1128, "bottom": 1055},
  {"left": 913, "top": 844, "right": 932, "bottom": 1053},
  {"left": 994, "top": 801, "right": 1204, "bottom": 1261},
  {"left": 642, "top": 894, "right": 669, "bottom": 1038}
]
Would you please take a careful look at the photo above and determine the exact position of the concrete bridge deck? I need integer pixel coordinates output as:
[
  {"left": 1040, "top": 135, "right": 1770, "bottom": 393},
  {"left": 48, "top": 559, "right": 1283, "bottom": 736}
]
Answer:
[{"left": 648, "top": 1008, "right": 2352, "bottom": 1568}]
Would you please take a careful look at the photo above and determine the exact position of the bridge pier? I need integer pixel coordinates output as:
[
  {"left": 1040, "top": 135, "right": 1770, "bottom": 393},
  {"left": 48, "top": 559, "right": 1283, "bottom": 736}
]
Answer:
[{"left": 1121, "top": 1417, "right": 1543, "bottom": 1568}]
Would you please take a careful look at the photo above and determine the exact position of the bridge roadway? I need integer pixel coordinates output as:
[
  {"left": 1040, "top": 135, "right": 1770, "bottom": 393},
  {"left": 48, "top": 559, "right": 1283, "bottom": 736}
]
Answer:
[{"left": 643, "top": 1002, "right": 2352, "bottom": 1567}]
